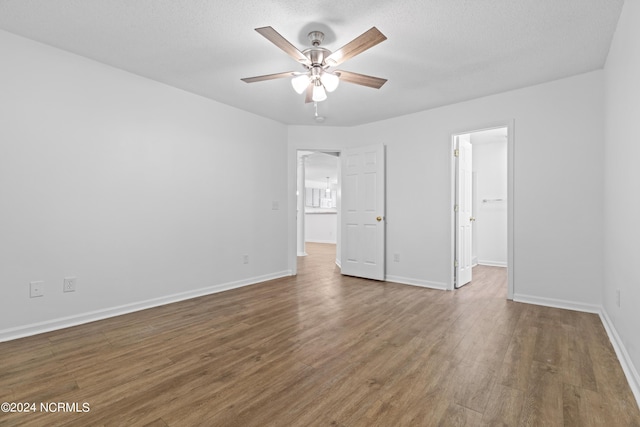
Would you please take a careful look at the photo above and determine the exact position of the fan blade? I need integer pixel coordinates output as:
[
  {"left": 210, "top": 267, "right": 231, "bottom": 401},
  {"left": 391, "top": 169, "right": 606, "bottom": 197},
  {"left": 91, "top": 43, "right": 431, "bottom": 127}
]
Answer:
[
  {"left": 241, "top": 71, "right": 297, "bottom": 83},
  {"left": 255, "top": 27, "right": 311, "bottom": 66},
  {"left": 335, "top": 70, "right": 387, "bottom": 89},
  {"left": 325, "top": 27, "right": 387, "bottom": 67},
  {"left": 305, "top": 84, "right": 313, "bottom": 103}
]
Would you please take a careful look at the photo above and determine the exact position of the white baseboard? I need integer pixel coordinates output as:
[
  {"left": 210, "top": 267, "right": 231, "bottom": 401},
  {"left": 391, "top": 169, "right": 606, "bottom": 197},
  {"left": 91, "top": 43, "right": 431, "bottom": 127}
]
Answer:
[
  {"left": 478, "top": 260, "right": 508, "bottom": 268},
  {"left": 335, "top": 259, "right": 341, "bottom": 269},
  {"left": 599, "top": 308, "right": 640, "bottom": 408},
  {"left": 305, "top": 239, "right": 337, "bottom": 244},
  {"left": 385, "top": 275, "right": 449, "bottom": 291},
  {"left": 513, "top": 293, "right": 601, "bottom": 313},
  {"left": 0, "top": 270, "right": 292, "bottom": 343}
]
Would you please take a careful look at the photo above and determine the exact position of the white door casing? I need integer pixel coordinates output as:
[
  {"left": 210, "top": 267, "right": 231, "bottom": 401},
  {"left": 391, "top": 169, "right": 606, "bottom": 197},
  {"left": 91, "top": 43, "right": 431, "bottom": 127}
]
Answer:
[
  {"left": 341, "top": 144, "right": 385, "bottom": 280},
  {"left": 456, "top": 135, "right": 473, "bottom": 288}
]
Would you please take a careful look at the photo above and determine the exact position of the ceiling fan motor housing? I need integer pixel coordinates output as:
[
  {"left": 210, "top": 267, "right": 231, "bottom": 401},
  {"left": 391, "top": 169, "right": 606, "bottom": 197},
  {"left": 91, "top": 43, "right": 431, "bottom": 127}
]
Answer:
[
  {"left": 303, "top": 31, "right": 331, "bottom": 66},
  {"left": 303, "top": 47, "right": 331, "bottom": 66}
]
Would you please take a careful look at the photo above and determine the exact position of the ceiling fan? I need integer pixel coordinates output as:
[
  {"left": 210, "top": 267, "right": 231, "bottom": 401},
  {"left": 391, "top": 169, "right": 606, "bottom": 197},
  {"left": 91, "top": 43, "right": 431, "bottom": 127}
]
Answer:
[{"left": 241, "top": 26, "right": 387, "bottom": 103}]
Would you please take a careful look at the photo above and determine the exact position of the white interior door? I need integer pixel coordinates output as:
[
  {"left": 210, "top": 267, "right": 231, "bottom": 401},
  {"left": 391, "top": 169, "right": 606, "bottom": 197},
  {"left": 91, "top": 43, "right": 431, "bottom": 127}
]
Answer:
[
  {"left": 456, "top": 135, "right": 473, "bottom": 288},
  {"left": 341, "top": 144, "right": 385, "bottom": 280}
]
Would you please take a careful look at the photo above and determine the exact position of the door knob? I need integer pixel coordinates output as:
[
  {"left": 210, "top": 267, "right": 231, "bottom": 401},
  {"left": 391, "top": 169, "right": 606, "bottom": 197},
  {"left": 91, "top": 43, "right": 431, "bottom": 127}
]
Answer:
[
  {"left": 470, "top": 217, "right": 476, "bottom": 222},
  {"left": 376, "top": 216, "right": 382, "bottom": 222}
]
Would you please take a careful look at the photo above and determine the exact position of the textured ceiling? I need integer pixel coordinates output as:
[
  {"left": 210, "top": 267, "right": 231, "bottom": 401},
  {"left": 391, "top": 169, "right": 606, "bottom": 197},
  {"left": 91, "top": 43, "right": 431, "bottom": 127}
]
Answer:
[{"left": 0, "top": 0, "right": 624, "bottom": 126}]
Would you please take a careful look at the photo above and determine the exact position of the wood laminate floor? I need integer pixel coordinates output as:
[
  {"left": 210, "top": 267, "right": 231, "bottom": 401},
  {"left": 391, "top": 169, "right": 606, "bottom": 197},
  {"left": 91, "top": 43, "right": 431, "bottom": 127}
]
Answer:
[{"left": 1, "top": 243, "right": 639, "bottom": 426}]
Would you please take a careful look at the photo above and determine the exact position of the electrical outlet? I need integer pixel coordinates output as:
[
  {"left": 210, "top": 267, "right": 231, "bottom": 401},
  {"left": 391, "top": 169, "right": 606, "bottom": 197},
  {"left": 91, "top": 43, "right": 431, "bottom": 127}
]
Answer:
[
  {"left": 243, "top": 255, "right": 249, "bottom": 264},
  {"left": 394, "top": 253, "right": 400, "bottom": 262},
  {"left": 616, "top": 289, "right": 621, "bottom": 308},
  {"left": 30, "top": 281, "right": 44, "bottom": 298},
  {"left": 63, "top": 277, "right": 77, "bottom": 293}
]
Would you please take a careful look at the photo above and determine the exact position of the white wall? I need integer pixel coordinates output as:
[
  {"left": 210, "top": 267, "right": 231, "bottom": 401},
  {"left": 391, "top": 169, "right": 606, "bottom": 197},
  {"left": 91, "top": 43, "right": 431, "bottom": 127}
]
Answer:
[
  {"left": 472, "top": 139, "right": 508, "bottom": 267},
  {"left": 305, "top": 213, "right": 337, "bottom": 244},
  {"left": 603, "top": 0, "right": 640, "bottom": 400},
  {"left": 0, "top": 31, "right": 289, "bottom": 339},
  {"left": 289, "top": 70, "right": 604, "bottom": 305}
]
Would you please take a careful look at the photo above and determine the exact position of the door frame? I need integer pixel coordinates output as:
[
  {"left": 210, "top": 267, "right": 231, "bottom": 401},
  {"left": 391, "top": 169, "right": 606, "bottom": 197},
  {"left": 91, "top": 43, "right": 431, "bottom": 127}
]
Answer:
[
  {"left": 449, "top": 120, "right": 515, "bottom": 299},
  {"left": 289, "top": 148, "right": 342, "bottom": 276}
]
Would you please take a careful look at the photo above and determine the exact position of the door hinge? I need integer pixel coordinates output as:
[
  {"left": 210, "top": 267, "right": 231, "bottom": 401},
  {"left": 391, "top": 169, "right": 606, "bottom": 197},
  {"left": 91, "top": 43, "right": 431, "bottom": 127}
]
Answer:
[
  {"left": 454, "top": 204, "right": 459, "bottom": 212},
  {"left": 454, "top": 149, "right": 459, "bottom": 157},
  {"left": 454, "top": 260, "right": 459, "bottom": 268}
]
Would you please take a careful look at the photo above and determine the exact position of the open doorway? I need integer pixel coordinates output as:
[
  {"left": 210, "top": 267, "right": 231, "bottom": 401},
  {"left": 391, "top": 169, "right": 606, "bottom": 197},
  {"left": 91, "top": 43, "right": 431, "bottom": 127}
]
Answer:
[
  {"left": 296, "top": 150, "right": 340, "bottom": 266},
  {"left": 294, "top": 144, "right": 386, "bottom": 281},
  {"left": 451, "top": 122, "right": 514, "bottom": 299}
]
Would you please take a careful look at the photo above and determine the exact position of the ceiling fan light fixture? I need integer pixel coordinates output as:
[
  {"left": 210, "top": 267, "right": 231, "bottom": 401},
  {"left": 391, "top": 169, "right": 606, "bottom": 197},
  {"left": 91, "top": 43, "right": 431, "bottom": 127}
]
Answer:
[
  {"left": 320, "top": 72, "right": 340, "bottom": 92},
  {"left": 312, "top": 82, "right": 327, "bottom": 102},
  {"left": 291, "top": 74, "right": 310, "bottom": 94}
]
